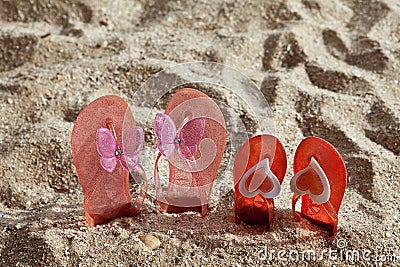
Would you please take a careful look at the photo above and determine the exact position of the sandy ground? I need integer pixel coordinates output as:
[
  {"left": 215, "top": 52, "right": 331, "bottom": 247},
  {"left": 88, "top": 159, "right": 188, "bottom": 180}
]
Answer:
[{"left": 0, "top": 0, "right": 399, "bottom": 266}]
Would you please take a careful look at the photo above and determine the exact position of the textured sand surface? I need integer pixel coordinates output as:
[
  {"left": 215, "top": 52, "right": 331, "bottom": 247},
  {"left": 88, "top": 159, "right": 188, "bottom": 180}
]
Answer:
[{"left": 0, "top": 0, "right": 399, "bottom": 266}]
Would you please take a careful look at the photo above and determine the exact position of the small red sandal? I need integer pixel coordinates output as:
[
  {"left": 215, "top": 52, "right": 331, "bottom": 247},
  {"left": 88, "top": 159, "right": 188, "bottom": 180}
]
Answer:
[
  {"left": 233, "top": 134, "right": 287, "bottom": 229},
  {"left": 290, "top": 136, "right": 347, "bottom": 235},
  {"left": 153, "top": 88, "right": 226, "bottom": 216},
  {"left": 71, "top": 95, "right": 148, "bottom": 227}
]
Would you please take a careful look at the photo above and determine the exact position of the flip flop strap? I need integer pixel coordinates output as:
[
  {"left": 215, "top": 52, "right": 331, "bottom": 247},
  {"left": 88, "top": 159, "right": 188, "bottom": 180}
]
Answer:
[
  {"left": 128, "top": 163, "right": 148, "bottom": 216},
  {"left": 292, "top": 194, "right": 338, "bottom": 223},
  {"left": 154, "top": 153, "right": 167, "bottom": 211}
]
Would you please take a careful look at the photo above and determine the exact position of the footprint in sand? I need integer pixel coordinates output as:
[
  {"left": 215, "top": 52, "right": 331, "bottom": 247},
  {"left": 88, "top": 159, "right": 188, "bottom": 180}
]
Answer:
[
  {"left": 0, "top": 34, "right": 38, "bottom": 72},
  {"left": 260, "top": 76, "right": 280, "bottom": 105},
  {"left": 323, "top": 0, "right": 390, "bottom": 72},
  {"left": 0, "top": 0, "right": 92, "bottom": 25},
  {"left": 364, "top": 100, "right": 400, "bottom": 155},
  {"left": 304, "top": 62, "right": 373, "bottom": 96},
  {"left": 262, "top": 33, "right": 307, "bottom": 71},
  {"left": 1, "top": 228, "right": 56, "bottom": 266},
  {"left": 322, "top": 29, "right": 388, "bottom": 72},
  {"left": 344, "top": 0, "right": 390, "bottom": 34}
]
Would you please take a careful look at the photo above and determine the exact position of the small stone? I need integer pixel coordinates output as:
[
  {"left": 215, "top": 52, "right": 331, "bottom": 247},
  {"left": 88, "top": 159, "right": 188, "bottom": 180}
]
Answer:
[
  {"left": 139, "top": 235, "right": 161, "bottom": 250},
  {"left": 15, "top": 223, "right": 25, "bottom": 229},
  {"left": 385, "top": 232, "right": 392, "bottom": 238}
]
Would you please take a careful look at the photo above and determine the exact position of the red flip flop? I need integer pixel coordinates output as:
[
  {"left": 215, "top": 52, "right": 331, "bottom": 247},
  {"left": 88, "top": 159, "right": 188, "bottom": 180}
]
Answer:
[
  {"left": 290, "top": 136, "right": 347, "bottom": 235},
  {"left": 71, "top": 95, "right": 147, "bottom": 227},
  {"left": 233, "top": 135, "right": 287, "bottom": 229},
  {"left": 154, "top": 88, "right": 226, "bottom": 216}
]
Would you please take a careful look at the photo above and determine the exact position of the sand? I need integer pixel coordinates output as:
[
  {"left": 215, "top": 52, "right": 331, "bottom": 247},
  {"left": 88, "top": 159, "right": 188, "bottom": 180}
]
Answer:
[{"left": 0, "top": 0, "right": 399, "bottom": 266}]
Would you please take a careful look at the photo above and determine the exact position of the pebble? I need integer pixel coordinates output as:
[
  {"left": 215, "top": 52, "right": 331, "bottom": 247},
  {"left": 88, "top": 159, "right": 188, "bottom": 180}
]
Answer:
[
  {"left": 139, "top": 235, "right": 161, "bottom": 250},
  {"left": 15, "top": 222, "right": 26, "bottom": 230}
]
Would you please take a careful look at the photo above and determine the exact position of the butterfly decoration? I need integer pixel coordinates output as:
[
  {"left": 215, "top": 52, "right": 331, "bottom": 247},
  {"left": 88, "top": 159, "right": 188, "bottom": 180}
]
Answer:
[
  {"left": 96, "top": 124, "right": 144, "bottom": 173},
  {"left": 238, "top": 158, "right": 281, "bottom": 199},
  {"left": 154, "top": 113, "right": 205, "bottom": 159}
]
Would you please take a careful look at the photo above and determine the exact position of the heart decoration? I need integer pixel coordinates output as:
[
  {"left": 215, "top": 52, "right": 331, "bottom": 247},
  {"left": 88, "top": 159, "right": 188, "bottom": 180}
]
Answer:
[
  {"left": 290, "top": 157, "right": 330, "bottom": 204},
  {"left": 238, "top": 158, "right": 281, "bottom": 199}
]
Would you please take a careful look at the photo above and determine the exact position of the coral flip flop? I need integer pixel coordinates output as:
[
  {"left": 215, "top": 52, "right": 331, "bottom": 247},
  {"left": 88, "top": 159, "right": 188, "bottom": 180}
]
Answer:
[
  {"left": 154, "top": 88, "right": 226, "bottom": 216},
  {"left": 71, "top": 95, "right": 147, "bottom": 227},
  {"left": 290, "top": 136, "right": 347, "bottom": 235},
  {"left": 233, "top": 135, "right": 287, "bottom": 229}
]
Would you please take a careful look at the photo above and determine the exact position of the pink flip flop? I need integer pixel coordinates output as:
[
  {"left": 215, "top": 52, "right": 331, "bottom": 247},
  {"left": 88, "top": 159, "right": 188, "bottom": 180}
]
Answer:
[
  {"left": 154, "top": 88, "right": 226, "bottom": 216},
  {"left": 233, "top": 134, "right": 287, "bottom": 229},
  {"left": 71, "top": 95, "right": 147, "bottom": 227}
]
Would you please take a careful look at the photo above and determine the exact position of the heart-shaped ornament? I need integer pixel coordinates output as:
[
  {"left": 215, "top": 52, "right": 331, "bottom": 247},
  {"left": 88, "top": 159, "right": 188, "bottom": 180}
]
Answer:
[
  {"left": 290, "top": 157, "right": 330, "bottom": 204},
  {"left": 238, "top": 158, "right": 281, "bottom": 199}
]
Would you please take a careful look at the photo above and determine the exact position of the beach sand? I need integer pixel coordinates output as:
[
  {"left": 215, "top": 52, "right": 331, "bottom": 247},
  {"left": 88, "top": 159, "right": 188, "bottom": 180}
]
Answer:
[{"left": 0, "top": 0, "right": 399, "bottom": 266}]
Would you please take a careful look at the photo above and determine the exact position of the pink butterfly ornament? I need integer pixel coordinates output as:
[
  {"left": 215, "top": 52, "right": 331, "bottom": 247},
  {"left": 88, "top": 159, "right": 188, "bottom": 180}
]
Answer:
[
  {"left": 154, "top": 113, "right": 205, "bottom": 159},
  {"left": 96, "top": 126, "right": 144, "bottom": 173}
]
